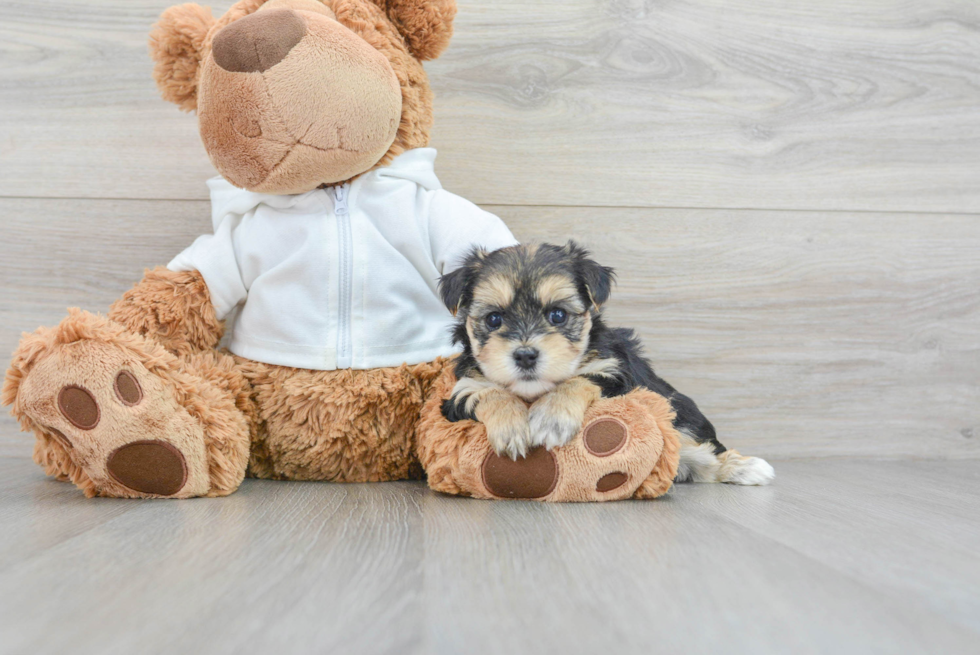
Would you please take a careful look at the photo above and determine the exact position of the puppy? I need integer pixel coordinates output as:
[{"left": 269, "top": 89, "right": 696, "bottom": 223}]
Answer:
[{"left": 438, "top": 242, "right": 774, "bottom": 485}]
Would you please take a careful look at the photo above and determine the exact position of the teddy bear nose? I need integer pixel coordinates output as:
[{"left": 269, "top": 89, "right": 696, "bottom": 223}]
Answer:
[{"left": 212, "top": 8, "right": 307, "bottom": 73}]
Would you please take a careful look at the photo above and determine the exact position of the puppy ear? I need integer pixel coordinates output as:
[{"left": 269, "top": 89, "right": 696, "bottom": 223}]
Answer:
[
  {"left": 566, "top": 241, "right": 615, "bottom": 310},
  {"left": 439, "top": 247, "right": 485, "bottom": 316},
  {"left": 372, "top": 0, "right": 457, "bottom": 61},
  {"left": 148, "top": 4, "right": 215, "bottom": 111}
]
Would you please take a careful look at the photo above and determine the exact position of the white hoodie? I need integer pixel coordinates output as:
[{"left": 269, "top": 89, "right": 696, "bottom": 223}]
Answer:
[{"left": 168, "top": 148, "right": 516, "bottom": 370}]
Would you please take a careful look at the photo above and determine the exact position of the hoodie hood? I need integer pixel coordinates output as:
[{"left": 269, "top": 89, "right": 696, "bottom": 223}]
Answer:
[{"left": 207, "top": 148, "right": 442, "bottom": 230}]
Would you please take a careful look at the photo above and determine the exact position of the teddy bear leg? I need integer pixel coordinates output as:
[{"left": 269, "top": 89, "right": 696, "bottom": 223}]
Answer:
[
  {"left": 3, "top": 311, "right": 251, "bottom": 498},
  {"left": 482, "top": 391, "right": 681, "bottom": 502},
  {"left": 232, "top": 357, "right": 449, "bottom": 483},
  {"left": 417, "top": 368, "right": 682, "bottom": 502}
]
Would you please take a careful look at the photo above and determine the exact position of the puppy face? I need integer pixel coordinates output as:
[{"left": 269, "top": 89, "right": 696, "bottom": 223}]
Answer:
[{"left": 441, "top": 243, "right": 614, "bottom": 400}]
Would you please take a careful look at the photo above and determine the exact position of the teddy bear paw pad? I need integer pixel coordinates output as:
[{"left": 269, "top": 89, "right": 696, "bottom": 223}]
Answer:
[
  {"left": 113, "top": 370, "right": 144, "bottom": 405},
  {"left": 54, "top": 371, "right": 143, "bottom": 433},
  {"left": 107, "top": 440, "right": 188, "bottom": 496},
  {"left": 583, "top": 418, "right": 628, "bottom": 456},
  {"left": 595, "top": 471, "right": 628, "bottom": 492},
  {"left": 481, "top": 446, "right": 558, "bottom": 499},
  {"left": 57, "top": 385, "right": 101, "bottom": 430}
]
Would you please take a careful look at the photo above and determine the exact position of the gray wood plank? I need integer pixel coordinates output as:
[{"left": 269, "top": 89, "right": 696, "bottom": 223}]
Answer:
[
  {"left": 0, "top": 459, "right": 140, "bottom": 570},
  {"left": 431, "top": 0, "right": 980, "bottom": 212},
  {"left": 680, "top": 459, "right": 980, "bottom": 635},
  {"left": 2, "top": 198, "right": 978, "bottom": 459},
  {"left": 0, "top": 0, "right": 214, "bottom": 199},
  {"left": 418, "top": 477, "right": 980, "bottom": 655},
  {"left": 0, "top": 475, "right": 427, "bottom": 654},
  {"left": 1, "top": 1, "right": 979, "bottom": 211},
  {"left": 0, "top": 457, "right": 978, "bottom": 654}
]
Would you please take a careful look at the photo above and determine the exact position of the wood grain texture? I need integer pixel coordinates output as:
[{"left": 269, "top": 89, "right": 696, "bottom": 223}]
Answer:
[
  {"left": 1, "top": 457, "right": 979, "bottom": 654},
  {"left": 706, "top": 458, "right": 980, "bottom": 635},
  {"left": 1, "top": 198, "right": 977, "bottom": 460},
  {"left": 1, "top": 0, "right": 979, "bottom": 210}
]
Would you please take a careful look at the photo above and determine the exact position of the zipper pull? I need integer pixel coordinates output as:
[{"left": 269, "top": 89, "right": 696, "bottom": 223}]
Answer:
[{"left": 333, "top": 184, "right": 348, "bottom": 214}]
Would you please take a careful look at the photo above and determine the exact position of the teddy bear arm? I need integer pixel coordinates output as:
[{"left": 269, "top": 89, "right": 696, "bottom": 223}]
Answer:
[
  {"left": 417, "top": 366, "right": 683, "bottom": 501},
  {"left": 108, "top": 266, "right": 224, "bottom": 357}
]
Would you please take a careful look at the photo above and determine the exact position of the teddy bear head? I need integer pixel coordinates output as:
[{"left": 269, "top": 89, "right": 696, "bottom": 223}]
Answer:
[{"left": 149, "top": 0, "right": 456, "bottom": 194}]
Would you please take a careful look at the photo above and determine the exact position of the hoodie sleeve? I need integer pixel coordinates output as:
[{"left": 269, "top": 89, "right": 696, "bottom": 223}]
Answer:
[
  {"left": 427, "top": 189, "right": 519, "bottom": 275},
  {"left": 167, "top": 216, "right": 247, "bottom": 320}
]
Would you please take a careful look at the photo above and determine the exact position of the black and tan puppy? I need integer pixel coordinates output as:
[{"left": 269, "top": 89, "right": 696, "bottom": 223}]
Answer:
[{"left": 439, "top": 242, "right": 774, "bottom": 485}]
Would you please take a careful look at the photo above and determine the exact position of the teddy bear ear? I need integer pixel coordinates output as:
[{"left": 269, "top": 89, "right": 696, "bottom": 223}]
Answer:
[
  {"left": 374, "top": 0, "right": 457, "bottom": 61},
  {"left": 148, "top": 3, "right": 216, "bottom": 111}
]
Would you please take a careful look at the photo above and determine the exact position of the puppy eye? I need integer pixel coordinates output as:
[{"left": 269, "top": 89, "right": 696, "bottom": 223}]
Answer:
[
  {"left": 547, "top": 308, "right": 567, "bottom": 325},
  {"left": 485, "top": 312, "right": 503, "bottom": 330}
]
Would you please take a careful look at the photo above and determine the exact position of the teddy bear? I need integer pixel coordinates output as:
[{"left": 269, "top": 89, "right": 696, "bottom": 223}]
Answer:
[{"left": 2, "top": 0, "right": 680, "bottom": 501}]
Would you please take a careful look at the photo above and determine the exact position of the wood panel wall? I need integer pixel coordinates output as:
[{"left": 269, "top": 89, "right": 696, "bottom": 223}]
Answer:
[{"left": 1, "top": 0, "right": 978, "bottom": 459}]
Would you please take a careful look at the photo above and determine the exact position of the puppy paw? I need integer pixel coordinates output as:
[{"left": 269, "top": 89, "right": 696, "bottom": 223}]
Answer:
[
  {"left": 719, "top": 454, "right": 775, "bottom": 486},
  {"left": 485, "top": 419, "right": 532, "bottom": 460},
  {"left": 448, "top": 379, "right": 534, "bottom": 458},
  {"left": 474, "top": 390, "right": 532, "bottom": 460},
  {"left": 528, "top": 395, "right": 585, "bottom": 451}
]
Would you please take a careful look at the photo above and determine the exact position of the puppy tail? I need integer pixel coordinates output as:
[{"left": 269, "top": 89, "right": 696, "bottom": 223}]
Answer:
[{"left": 676, "top": 431, "right": 775, "bottom": 486}]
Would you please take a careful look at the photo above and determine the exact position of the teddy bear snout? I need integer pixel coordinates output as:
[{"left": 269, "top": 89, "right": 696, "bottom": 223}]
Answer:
[{"left": 212, "top": 8, "right": 306, "bottom": 73}]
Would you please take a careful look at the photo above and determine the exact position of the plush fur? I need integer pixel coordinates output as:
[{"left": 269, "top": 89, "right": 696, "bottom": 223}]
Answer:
[
  {"left": 369, "top": 0, "right": 456, "bottom": 60},
  {"left": 149, "top": 3, "right": 215, "bottom": 110},
  {"left": 108, "top": 267, "right": 224, "bottom": 356},
  {"left": 237, "top": 356, "right": 448, "bottom": 482},
  {"left": 149, "top": 0, "right": 440, "bottom": 192},
  {"left": 4, "top": 0, "right": 691, "bottom": 501},
  {"left": 3, "top": 310, "right": 250, "bottom": 498}
]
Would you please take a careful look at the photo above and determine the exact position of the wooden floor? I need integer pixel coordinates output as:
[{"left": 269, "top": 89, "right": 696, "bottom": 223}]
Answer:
[
  {"left": 0, "top": 454, "right": 977, "bottom": 655},
  {"left": 1, "top": 0, "right": 978, "bottom": 460}
]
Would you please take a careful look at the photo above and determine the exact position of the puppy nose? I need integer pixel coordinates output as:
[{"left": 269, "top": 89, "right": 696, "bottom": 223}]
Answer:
[
  {"left": 513, "top": 348, "right": 539, "bottom": 370},
  {"left": 212, "top": 9, "right": 307, "bottom": 73}
]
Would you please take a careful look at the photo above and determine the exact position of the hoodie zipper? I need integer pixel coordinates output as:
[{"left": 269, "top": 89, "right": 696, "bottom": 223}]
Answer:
[{"left": 334, "top": 183, "right": 353, "bottom": 369}]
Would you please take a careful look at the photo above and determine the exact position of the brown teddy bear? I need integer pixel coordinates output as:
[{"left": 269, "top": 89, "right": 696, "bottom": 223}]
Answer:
[{"left": 1, "top": 0, "right": 680, "bottom": 501}]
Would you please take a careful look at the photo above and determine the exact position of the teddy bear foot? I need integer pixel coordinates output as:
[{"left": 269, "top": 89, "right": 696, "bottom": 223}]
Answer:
[
  {"left": 17, "top": 339, "right": 209, "bottom": 498},
  {"left": 481, "top": 418, "right": 635, "bottom": 499},
  {"left": 5, "top": 311, "right": 249, "bottom": 498},
  {"left": 479, "top": 411, "right": 672, "bottom": 501},
  {"left": 419, "top": 380, "right": 682, "bottom": 502}
]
